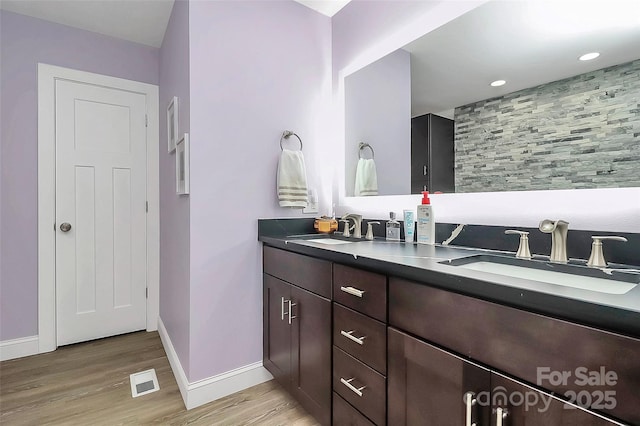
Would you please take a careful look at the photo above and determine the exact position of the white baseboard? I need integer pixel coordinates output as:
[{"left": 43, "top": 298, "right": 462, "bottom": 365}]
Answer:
[
  {"left": 0, "top": 335, "right": 40, "bottom": 361},
  {"left": 157, "top": 317, "right": 190, "bottom": 404},
  {"left": 157, "top": 317, "right": 272, "bottom": 410}
]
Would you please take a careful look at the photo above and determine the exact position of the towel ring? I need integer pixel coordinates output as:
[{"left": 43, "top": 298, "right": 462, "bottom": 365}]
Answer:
[
  {"left": 280, "top": 130, "right": 303, "bottom": 151},
  {"left": 358, "top": 142, "right": 375, "bottom": 159}
]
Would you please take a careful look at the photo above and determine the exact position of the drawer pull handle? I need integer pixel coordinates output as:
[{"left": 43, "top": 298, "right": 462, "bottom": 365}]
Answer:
[
  {"left": 496, "top": 407, "right": 508, "bottom": 426},
  {"left": 340, "top": 286, "right": 365, "bottom": 298},
  {"left": 464, "top": 391, "right": 477, "bottom": 426},
  {"left": 340, "top": 330, "right": 366, "bottom": 345},
  {"left": 340, "top": 377, "right": 366, "bottom": 397}
]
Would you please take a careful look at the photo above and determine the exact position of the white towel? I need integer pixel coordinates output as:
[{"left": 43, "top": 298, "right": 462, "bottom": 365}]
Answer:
[
  {"left": 277, "top": 149, "right": 308, "bottom": 207},
  {"left": 354, "top": 158, "right": 378, "bottom": 196}
]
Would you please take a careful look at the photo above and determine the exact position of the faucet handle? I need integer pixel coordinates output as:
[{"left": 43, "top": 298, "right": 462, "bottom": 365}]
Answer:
[
  {"left": 365, "top": 222, "right": 380, "bottom": 240},
  {"left": 505, "top": 230, "right": 532, "bottom": 259},
  {"left": 587, "top": 236, "right": 628, "bottom": 268},
  {"left": 340, "top": 219, "right": 351, "bottom": 238}
]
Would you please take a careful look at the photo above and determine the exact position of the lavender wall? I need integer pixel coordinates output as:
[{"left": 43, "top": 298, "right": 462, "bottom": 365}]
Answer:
[
  {"left": 0, "top": 10, "right": 159, "bottom": 341},
  {"left": 159, "top": 0, "right": 191, "bottom": 377},
  {"left": 187, "top": 0, "right": 331, "bottom": 382},
  {"left": 345, "top": 49, "right": 411, "bottom": 196}
]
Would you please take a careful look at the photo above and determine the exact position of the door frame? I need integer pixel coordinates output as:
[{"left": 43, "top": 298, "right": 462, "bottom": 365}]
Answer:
[{"left": 37, "top": 63, "right": 160, "bottom": 353}]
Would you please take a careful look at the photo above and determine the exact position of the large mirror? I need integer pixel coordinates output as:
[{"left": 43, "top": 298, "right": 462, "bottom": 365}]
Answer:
[{"left": 344, "top": 0, "right": 640, "bottom": 196}]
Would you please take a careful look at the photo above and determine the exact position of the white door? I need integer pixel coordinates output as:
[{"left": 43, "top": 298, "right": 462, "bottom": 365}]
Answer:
[{"left": 55, "top": 79, "right": 147, "bottom": 346}]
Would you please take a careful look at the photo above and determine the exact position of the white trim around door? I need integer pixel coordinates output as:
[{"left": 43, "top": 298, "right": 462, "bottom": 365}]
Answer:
[{"left": 37, "top": 63, "right": 159, "bottom": 353}]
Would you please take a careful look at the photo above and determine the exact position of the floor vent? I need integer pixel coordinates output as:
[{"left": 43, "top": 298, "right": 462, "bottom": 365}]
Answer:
[{"left": 129, "top": 369, "right": 160, "bottom": 398}]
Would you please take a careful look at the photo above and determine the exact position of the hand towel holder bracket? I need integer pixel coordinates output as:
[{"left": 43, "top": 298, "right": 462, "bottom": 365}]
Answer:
[
  {"left": 358, "top": 142, "right": 375, "bottom": 159},
  {"left": 280, "top": 130, "right": 303, "bottom": 151}
]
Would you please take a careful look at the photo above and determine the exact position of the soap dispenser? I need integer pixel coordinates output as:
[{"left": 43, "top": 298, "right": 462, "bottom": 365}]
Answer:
[
  {"left": 386, "top": 212, "right": 401, "bottom": 241},
  {"left": 417, "top": 191, "right": 435, "bottom": 245}
]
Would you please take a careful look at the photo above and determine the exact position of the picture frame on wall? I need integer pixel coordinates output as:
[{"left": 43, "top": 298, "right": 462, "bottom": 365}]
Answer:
[
  {"left": 167, "top": 96, "right": 179, "bottom": 153},
  {"left": 176, "top": 133, "right": 190, "bottom": 195}
]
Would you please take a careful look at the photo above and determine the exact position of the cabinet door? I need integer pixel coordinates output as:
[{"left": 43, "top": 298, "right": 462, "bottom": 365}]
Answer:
[
  {"left": 388, "top": 328, "right": 491, "bottom": 426},
  {"left": 263, "top": 275, "right": 291, "bottom": 391},
  {"left": 291, "top": 285, "right": 332, "bottom": 426},
  {"left": 411, "top": 114, "right": 455, "bottom": 194},
  {"left": 491, "top": 374, "right": 619, "bottom": 426},
  {"left": 411, "top": 115, "right": 429, "bottom": 194},
  {"left": 428, "top": 114, "right": 454, "bottom": 193}
]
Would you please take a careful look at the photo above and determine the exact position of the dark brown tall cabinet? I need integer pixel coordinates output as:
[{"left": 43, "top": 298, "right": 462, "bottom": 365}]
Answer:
[
  {"left": 263, "top": 247, "right": 332, "bottom": 426},
  {"left": 411, "top": 113, "right": 455, "bottom": 194}
]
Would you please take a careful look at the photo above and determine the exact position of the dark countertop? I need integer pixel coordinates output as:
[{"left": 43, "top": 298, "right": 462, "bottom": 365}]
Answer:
[{"left": 259, "top": 233, "right": 640, "bottom": 339}]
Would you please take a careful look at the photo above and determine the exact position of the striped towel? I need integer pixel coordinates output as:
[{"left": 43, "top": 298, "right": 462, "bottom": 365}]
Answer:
[
  {"left": 354, "top": 158, "right": 378, "bottom": 196},
  {"left": 277, "top": 149, "right": 308, "bottom": 207}
]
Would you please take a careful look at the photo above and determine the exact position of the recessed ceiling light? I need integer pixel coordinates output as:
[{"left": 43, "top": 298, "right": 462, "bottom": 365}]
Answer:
[
  {"left": 490, "top": 80, "right": 506, "bottom": 87},
  {"left": 579, "top": 52, "right": 600, "bottom": 61}
]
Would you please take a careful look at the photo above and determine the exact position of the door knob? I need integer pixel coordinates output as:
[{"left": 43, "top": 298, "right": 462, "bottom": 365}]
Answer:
[{"left": 59, "top": 222, "right": 72, "bottom": 232}]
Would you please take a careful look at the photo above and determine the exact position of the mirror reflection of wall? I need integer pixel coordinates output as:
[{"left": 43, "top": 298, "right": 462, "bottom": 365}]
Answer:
[
  {"left": 344, "top": 0, "right": 640, "bottom": 196},
  {"left": 345, "top": 49, "right": 411, "bottom": 196},
  {"left": 455, "top": 59, "right": 640, "bottom": 192}
]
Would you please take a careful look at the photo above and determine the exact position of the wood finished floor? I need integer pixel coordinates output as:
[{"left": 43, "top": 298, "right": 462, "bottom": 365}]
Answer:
[{"left": 0, "top": 331, "right": 318, "bottom": 425}]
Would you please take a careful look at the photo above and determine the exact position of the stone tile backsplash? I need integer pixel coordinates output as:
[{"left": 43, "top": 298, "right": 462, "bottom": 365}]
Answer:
[{"left": 454, "top": 59, "right": 640, "bottom": 192}]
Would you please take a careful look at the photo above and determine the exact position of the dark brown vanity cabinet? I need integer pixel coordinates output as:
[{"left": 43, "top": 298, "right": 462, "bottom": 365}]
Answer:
[
  {"left": 389, "top": 277, "right": 639, "bottom": 425},
  {"left": 411, "top": 113, "right": 455, "bottom": 194},
  {"left": 262, "top": 244, "right": 637, "bottom": 425},
  {"left": 388, "top": 328, "right": 618, "bottom": 426},
  {"left": 263, "top": 247, "right": 332, "bottom": 426}
]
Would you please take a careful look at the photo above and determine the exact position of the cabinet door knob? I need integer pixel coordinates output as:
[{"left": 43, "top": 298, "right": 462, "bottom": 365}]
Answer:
[{"left": 59, "top": 222, "right": 72, "bottom": 232}]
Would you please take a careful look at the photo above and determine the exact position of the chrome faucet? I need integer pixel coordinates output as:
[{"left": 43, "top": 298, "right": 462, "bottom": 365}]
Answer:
[
  {"left": 341, "top": 213, "right": 363, "bottom": 238},
  {"left": 539, "top": 219, "right": 569, "bottom": 263}
]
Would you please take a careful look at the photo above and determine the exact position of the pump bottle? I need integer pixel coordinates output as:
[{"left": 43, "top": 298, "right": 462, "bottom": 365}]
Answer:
[{"left": 416, "top": 191, "right": 435, "bottom": 245}]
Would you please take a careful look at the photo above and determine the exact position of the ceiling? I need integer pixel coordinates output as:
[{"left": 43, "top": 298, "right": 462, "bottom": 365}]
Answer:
[
  {"left": 404, "top": 0, "right": 640, "bottom": 117},
  {"left": 0, "top": 0, "right": 174, "bottom": 48},
  {"left": 0, "top": 0, "right": 350, "bottom": 48},
  {"left": 293, "top": 0, "right": 350, "bottom": 17}
]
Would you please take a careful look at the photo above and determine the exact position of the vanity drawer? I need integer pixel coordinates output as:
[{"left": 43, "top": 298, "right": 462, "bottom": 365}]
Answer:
[
  {"left": 389, "top": 277, "right": 640, "bottom": 425},
  {"left": 263, "top": 246, "right": 331, "bottom": 298},
  {"left": 333, "top": 392, "right": 376, "bottom": 426},
  {"left": 334, "top": 303, "right": 387, "bottom": 374},
  {"left": 333, "top": 264, "right": 387, "bottom": 322},
  {"left": 333, "top": 346, "right": 386, "bottom": 425}
]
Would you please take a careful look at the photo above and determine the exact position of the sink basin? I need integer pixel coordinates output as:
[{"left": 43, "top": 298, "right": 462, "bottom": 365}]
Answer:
[
  {"left": 442, "top": 255, "right": 638, "bottom": 295},
  {"left": 304, "top": 238, "right": 354, "bottom": 245}
]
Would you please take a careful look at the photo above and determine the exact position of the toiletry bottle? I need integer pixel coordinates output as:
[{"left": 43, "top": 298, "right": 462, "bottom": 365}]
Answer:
[
  {"left": 386, "top": 212, "right": 401, "bottom": 241},
  {"left": 417, "top": 191, "right": 435, "bottom": 245},
  {"left": 403, "top": 209, "right": 415, "bottom": 243}
]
